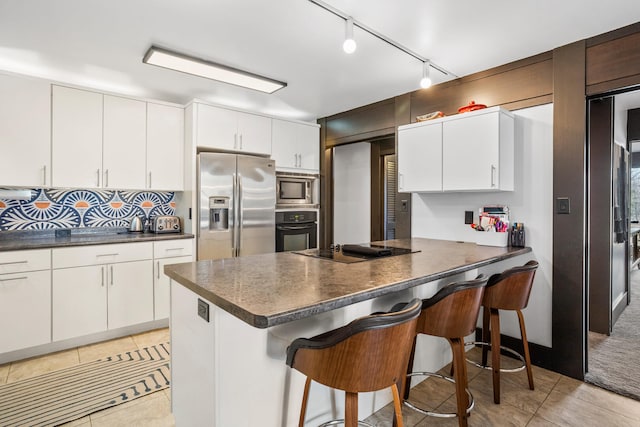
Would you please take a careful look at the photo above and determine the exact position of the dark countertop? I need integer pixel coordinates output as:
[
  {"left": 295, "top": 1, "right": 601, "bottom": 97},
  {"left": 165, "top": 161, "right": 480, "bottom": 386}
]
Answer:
[
  {"left": 164, "top": 238, "right": 531, "bottom": 329},
  {"left": 0, "top": 227, "right": 194, "bottom": 252}
]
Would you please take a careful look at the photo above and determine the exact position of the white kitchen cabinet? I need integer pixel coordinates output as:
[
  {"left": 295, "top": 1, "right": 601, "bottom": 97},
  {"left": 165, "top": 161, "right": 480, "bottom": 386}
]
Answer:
[
  {"left": 147, "top": 103, "right": 184, "bottom": 190},
  {"left": 398, "top": 122, "right": 442, "bottom": 192},
  {"left": 0, "top": 249, "right": 51, "bottom": 353},
  {"left": 271, "top": 119, "right": 320, "bottom": 173},
  {"left": 52, "top": 85, "right": 103, "bottom": 188},
  {"left": 442, "top": 108, "right": 514, "bottom": 191},
  {"left": 0, "top": 73, "right": 51, "bottom": 187},
  {"left": 153, "top": 239, "right": 193, "bottom": 320},
  {"left": 397, "top": 107, "right": 514, "bottom": 193},
  {"left": 196, "top": 103, "right": 271, "bottom": 155},
  {"left": 52, "top": 242, "right": 154, "bottom": 341},
  {"left": 103, "top": 95, "right": 147, "bottom": 189}
]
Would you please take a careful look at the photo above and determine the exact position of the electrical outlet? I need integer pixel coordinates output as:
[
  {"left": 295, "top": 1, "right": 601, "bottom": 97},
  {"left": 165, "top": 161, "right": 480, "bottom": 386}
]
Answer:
[
  {"left": 197, "top": 298, "right": 210, "bottom": 322},
  {"left": 464, "top": 211, "right": 473, "bottom": 224},
  {"left": 556, "top": 197, "right": 571, "bottom": 214},
  {"left": 401, "top": 199, "right": 408, "bottom": 212}
]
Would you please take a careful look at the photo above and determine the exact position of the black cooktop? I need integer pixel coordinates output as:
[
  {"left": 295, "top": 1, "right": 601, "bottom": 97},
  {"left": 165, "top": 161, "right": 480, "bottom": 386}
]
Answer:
[{"left": 293, "top": 243, "right": 419, "bottom": 264}]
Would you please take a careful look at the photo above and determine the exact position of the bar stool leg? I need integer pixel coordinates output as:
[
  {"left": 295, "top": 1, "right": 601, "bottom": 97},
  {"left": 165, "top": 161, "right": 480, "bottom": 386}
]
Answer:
[
  {"left": 517, "top": 309, "right": 535, "bottom": 391},
  {"left": 449, "top": 338, "right": 469, "bottom": 427},
  {"left": 391, "top": 384, "right": 405, "bottom": 427},
  {"left": 490, "top": 308, "right": 501, "bottom": 404},
  {"left": 481, "top": 307, "right": 490, "bottom": 367},
  {"left": 345, "top": 392, "right": 358, "bottom": 427},
  {"left": 298, "top": 377, "right": 312, "bottom": 427}
]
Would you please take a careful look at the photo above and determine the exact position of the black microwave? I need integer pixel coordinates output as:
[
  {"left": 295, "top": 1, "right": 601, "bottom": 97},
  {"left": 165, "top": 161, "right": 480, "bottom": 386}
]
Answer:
[{"left": 276, "top": 174, "right": 315, "bottom": 206}]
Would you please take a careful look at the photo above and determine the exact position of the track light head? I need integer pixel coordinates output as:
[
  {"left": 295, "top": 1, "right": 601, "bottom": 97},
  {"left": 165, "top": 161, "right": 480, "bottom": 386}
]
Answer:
[
  {"left": 420, "top": 61, "right": 432, "bottom": 89},
  {"left": 343, "top": 17, "right": 356, "bottom": 54}
]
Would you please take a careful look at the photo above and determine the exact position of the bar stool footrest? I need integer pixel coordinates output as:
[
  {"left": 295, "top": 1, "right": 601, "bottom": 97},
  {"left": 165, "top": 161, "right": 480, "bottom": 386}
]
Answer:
[
  {"left": 464, "top": 341, "right": 526, "bottom": 373},
  {"left": 404, "top": 371, "right": 474, "bottom": 418},
  {"left": 318, "top": 420, "right": 375, "bottom": 427}
]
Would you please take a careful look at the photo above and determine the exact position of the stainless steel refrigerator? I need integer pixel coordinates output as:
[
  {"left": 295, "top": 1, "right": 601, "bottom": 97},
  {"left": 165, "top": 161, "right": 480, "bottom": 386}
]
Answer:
[{"left": 197, "top": 152, "right": 276, "bottom": 260}]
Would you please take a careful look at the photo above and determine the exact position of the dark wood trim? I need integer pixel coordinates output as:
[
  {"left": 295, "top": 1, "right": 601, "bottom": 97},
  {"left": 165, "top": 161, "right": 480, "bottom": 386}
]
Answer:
[
  {"left": 318, "top": 117, "right": 332, "bottom": 249},
  {"left": 394, "top": 94, "right": 412, "bottom": 239},
  {"left": 588, "top": 97, "right": 614, "bottom": 335},
  {"left": 551, "top": 40, "right": 587, "bottom": 380},
  {"left": 586, "top": 22, "right": 640, "bottom": 47},
  {"left": 586, "top": 31, "right": 640, "bottom": 94},
  {"left": 326, "top": 127, "right": 396, "bottom": 148}
]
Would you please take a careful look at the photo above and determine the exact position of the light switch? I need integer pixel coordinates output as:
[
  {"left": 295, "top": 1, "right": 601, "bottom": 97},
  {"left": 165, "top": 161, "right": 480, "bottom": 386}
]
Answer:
[
  {"left": 556, "top": 197, "right": 571, "bottom": 214},
  {"left": 198, "top": 298, "right": 210, "bottom": 322}
]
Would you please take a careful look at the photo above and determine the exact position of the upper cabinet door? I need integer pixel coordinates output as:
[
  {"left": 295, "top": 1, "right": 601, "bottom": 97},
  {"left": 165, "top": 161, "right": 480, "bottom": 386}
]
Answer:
[
  {"left": 236, "top": 111, "right": 271, "bottom": 155},
  {"left": 272, "top": 119, "right": 319, "bottom": 173},
  {"left": 398, "top": 123, "right": 443, "bottom": 192},
  {"left": 147, "top": 103, "right": 184, "bottom": 191},
  {"left": 442, "top": 110, "right": 510, "bottom": 191},
  {"left": 52, "top": 86, "right": 103, "bottom": 189},
  {"left": 196, "top": 104, "right": 238, "bottom": 151},
  {"left": 0, "top": 74, "right": 51, "bottom": 187},
  {"left": 103, "top": 95, "right": 147, "bottom": 189}
]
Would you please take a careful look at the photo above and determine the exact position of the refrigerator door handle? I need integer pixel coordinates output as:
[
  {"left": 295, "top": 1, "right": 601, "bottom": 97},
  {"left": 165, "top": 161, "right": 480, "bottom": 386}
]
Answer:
[
  {"left": 237, "top": 173, "right": 243, "bottom": 257},
  {"left": 231, "top": 173, "right": 236, "bottom": 256}
]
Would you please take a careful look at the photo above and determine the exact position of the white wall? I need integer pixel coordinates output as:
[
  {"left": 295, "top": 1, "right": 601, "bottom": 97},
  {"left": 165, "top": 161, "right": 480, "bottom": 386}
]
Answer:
[
  {"left": 333, "top": 142, "right": 371, "bottom": 244},
  {"left": 411, "top": 104, "right": 554, "bottom": 347}
]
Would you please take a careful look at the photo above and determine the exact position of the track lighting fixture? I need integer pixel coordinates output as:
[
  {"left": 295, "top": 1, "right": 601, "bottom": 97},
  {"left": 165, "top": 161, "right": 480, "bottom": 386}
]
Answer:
[
  {"left": 343, "top": 17, "right": 357, "bottom": 54},
  {"left": 420, "top": 61, "right": 432, "bottom": 89},
  {"left": 308, "top": 0, "right": 456, "bottom": 89}
]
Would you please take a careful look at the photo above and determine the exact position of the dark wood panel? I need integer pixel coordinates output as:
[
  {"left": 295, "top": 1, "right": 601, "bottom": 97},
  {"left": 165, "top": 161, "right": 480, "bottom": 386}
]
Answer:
[
  {"left": 551, "top": 40, "right": 587, "bottom": 380},
  {"left": 370, "top": 138, "right": 395, "bottom": 242},
  {"left": 318, "top": 118, "right": 332, "bottom": 249},
  {"left": 326, "top": 126, "right": 396, "bottom": 148},
  {"left": 588, "top": 97, "right": 614, "bottom": 335},
  {"left": 394, "top": 94, "right": 412, "bottom": 239},
  {"left": 586, "top": 21, "right": 640, "bottom": 47},
  {"left": 586, "top": 31, "right": 640, "bottom": 90},
  {"left": 410, "top": 56, "right": 553, "bottom": 120},
  {"left": 325, "top": 99, "right": 396, "bottom": 143}
]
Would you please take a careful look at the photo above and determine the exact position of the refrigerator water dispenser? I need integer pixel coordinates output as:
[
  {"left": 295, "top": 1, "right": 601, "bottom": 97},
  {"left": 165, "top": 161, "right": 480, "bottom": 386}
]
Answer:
[{"left": 209, "top": 197, "right": 229, "bottom": 231}]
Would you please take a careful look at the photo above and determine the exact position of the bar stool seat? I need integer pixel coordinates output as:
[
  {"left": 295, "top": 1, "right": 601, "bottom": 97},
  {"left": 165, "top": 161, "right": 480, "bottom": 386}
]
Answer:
[
  {"left": 403, "top": 276, "right": 488, "bottom": 427},
  {"left": 467, "top": 260, "right": 539, "bottom": 404},
  {"left": 286, "top": 298, "right": 422, "bottom": 427}
]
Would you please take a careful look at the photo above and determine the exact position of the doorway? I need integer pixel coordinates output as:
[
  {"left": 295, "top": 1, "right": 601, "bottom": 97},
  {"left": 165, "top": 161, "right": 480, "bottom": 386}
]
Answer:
[{"left": 586, "top": 87, "right": 640, "bottom": 399}]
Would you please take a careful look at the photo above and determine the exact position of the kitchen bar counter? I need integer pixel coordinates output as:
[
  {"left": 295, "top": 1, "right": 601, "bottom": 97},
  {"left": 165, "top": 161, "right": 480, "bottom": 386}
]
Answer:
[
  {"left": 0, "top": 228, "right": 193, "bottom": 251},
  {"left": 165, "top": 238, "right": 529, "bottom": 328},
  {"left": 167, "top": 238, "right": 531, "bottom": 426}
]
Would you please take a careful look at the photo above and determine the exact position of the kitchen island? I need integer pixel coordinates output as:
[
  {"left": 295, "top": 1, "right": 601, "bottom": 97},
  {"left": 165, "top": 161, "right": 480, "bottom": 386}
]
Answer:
[{"left": 165, "top": 238, "right": 531, "bottom": 426}]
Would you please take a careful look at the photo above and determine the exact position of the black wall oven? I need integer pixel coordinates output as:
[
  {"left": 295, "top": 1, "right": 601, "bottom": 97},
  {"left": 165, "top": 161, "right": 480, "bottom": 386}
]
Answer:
[{"left": 275, "top": 210, "right": 317, "bottom": 252}]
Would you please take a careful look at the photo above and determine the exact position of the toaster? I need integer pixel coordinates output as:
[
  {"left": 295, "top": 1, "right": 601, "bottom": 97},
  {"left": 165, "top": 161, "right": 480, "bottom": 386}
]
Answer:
[{"left": 150, "top": 215, "right": 182, "bottom": 233}]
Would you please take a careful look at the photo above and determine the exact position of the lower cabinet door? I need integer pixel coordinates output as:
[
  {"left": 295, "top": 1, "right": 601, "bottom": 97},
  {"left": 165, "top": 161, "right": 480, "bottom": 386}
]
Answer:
[
  {"left": 0, "top": 270, "right": 51, "bottom": 353},
  {"left": 154, "top": 256, "right": 192, "bottom": 320},
  {"left": 108, "top": 260, "right": 153, "bottom": 330},
  {"left": 53, "top": 265, "right": 107, "bottom": 341}
]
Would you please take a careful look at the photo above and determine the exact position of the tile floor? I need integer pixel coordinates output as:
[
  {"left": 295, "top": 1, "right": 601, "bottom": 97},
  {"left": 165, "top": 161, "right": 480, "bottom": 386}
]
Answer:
[{"left": 2, "top": 330, "right": 640, "bottom": 426}]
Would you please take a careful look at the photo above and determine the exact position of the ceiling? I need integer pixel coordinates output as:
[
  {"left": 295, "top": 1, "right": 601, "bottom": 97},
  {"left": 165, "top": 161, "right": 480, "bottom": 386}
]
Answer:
[{"left": 1, "top": 1, "right": 640, "bottom": 122}]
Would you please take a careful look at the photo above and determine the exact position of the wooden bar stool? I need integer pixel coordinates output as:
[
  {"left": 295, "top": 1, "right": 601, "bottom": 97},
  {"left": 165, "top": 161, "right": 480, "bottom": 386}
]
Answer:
[
  {"left": 403, "top": 276, "right": 488, "bottom": 427},
  {"left": 471, "top": 260, "right": 539, "bottom": 404},
  {"left": 286, "top": 298, "right": 422, "bottom": 427}
]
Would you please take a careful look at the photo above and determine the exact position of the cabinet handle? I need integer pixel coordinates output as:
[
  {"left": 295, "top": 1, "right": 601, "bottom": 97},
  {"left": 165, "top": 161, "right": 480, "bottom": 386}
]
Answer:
[
  {"left": 157, "top": 261, "right": 160, "bottom": 279},
  {"left": 297, "top": 154, "right": 301, "bottom": 167},
  {"left": 148, "top": 172, "right": 152, "bottom": 189},
  {"left": 96, "top": 169, "right": 101, "bottom": 187},
  {"left": 399, "top": 173, "right": 404, "bottom": 190},
  {"left": 43, "top": 165, "right": 47, "bottom": 186},
  {"left": 110, "top": 265, "right": 114, "bottom": 286},
  {"left": 0, "top": 260, "right": 28, "bottom": 266},
  {"left": 104, "top": 169, "right": 109, "bottom": 187},
  {"left": 234, "top": 134, "right": 238, "bottom": 149},
  {"left": 491, "top": 165, "right": 496, "bottom": 187},
  {"left": 239, "top": 134, "right": 243, "bottom": 150},
  {"left": 0, "top": 276, "right": 27, "bottom": 282},
  {"left": 294, "top": 153, "right": 297, "bottom": 167},
  {"left": 166, "top": 247, "right": 183, "bottom": 251},
  {"left": 96, "top": 253, "right": 119, "bottom": 258},
  {"left": 101, "top": 266, "right": 105, "bottom": 287}
]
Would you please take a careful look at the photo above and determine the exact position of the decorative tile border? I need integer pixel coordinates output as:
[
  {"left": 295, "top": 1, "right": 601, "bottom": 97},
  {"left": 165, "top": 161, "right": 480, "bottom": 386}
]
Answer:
[{"left": 0, "top": 189, "right": 176, "bottom": 231}]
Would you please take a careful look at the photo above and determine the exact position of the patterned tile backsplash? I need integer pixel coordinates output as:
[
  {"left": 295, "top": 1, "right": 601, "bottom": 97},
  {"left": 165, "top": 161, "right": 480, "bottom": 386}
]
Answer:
[{"left": 0, "top": 189, "right": 176, "bottom": 231}]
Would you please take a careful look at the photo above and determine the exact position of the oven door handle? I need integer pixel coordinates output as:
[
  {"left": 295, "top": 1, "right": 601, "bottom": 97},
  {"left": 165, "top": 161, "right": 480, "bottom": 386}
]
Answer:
[{"left": 277, "top": 224, "right": 316, "bottom": 231}]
